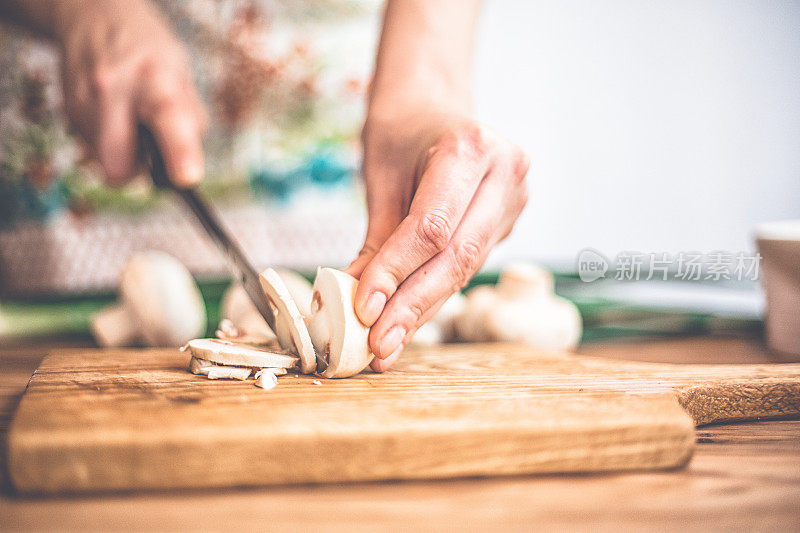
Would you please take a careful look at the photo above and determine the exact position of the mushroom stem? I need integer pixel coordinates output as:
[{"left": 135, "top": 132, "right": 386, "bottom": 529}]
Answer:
[{"left": 90, "top": 303, "right": 138, "bottom": 348}]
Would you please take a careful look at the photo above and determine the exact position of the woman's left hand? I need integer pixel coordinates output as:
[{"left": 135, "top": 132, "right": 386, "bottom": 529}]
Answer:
[{"left": 345, "top": 107, "right": 530, "bottom": 372}]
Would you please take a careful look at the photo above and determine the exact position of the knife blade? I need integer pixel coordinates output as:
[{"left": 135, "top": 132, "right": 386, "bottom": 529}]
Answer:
[{"left": 137, "top": 125, "right": 277, "bottom": 333}]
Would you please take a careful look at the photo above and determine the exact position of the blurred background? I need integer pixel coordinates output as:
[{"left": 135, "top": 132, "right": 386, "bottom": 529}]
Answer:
[
  {"left": 1, "top": 0, "right": 798, "bottom": 346},
  {"left": 477, "top": 0, "right": 800, "bottom": 266}
]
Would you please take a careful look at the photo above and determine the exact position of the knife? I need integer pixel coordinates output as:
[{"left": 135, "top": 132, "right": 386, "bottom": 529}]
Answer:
[{"left": 137, "top": 125, "right": 277, "bottom": 333}]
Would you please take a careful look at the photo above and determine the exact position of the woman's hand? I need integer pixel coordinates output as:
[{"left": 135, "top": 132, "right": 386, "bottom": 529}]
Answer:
[
  {"left": 55, "top": 0, "right": 206, "bottom": 186},
  {"left": 346, "top": 108, "right": 530, "bottom": 372}
]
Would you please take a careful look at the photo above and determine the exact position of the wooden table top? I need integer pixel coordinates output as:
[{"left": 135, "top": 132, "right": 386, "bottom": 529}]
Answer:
[{"left": 0, "top": 334, "right": 798, "bottom": 531}]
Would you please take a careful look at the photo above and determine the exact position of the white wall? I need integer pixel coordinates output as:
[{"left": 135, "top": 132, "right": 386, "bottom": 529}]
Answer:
[{"left": 473, "top": 0, "right": 800, "bottom": 271}]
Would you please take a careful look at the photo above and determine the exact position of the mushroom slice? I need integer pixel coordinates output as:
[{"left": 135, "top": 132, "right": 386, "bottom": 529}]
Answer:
[
  {"left": 254, "top": 368, "right": 288, "bottom": 379},
  {"left": 220, "top": 284, "right": 276, "bottom": 342},
  {"left": 273, "top": 268, "right": 314, "bottom": 317},
  {"left": 215, "top": 319, "right": 280, "bottom": 349},
  {"left": 185, "top": 338, "right": 298, "bottom": 369},
  {"left": 188, "top": 356, "right": 213, "bottom": 375},
  {"left": 206, "top": 366, "right": 252, "bottom": 380},
  {"left": 307, "top": 267, "right": 374, "bottom": 378},
  {"left": 258, "top": 268, "right": 318, "bottom": 374}
]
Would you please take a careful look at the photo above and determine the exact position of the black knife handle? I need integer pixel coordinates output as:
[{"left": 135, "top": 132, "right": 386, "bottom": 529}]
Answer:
[
  {"left": 137, "top": 125, "right": 173, "bottom": 189},
  {"left": 135, "top": 124, "right": 278, "bottom": 331}
]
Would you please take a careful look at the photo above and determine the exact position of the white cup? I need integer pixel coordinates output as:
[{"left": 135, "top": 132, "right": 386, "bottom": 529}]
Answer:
[{"left": 756, "top": 220, "right": 800, "bottom": 360}]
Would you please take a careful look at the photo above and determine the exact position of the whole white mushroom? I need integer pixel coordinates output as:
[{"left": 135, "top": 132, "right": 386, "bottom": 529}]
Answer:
[
  {"left": 453, "top": 285, "right": 499, "bottom": 342},
  {"left": 453, "top": 262, "right": 582, "bottom": 351},
  {"left": 90, "top": 251, "right": 207, "bottom": 347}
]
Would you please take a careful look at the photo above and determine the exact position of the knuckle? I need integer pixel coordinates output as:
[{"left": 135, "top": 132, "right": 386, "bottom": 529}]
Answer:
[
  {"left": 452, "top": 238, "right": 483, "bottom": 287},
  {"left": 515, "top": 185, "right": 530, "bottom": 214},
  {"left": 405, "top": 301, "right": 427, "bottom": 326},
  {"left": 436, "top": 123, "right": 490, "bottom": 162},
  {"left": 141, "top": 94, "right": 182, "bottom": 122},
  {"left": 512, "top": 147, "right": 531, "bottom": 181},
  {"left": 142, "top": 63, "right": 182, "bottom": 97},
  {"left": 416, "top": 211, "right": 453, "bottom": 252},
  {"left": 358, "top": 243, "right": 377, "bottom": 257}
]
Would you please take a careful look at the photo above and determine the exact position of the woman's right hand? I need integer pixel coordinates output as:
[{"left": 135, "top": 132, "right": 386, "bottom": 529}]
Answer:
[{"left": 55, "top": 0, "right": 206, "bottom": 187}]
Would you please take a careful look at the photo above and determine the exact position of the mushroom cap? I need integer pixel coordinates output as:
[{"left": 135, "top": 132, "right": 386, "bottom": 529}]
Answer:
[
  {"left": 453, "top": 285, "right": 498, "bottom": 342},
  {"left": 119, "top": 251, "right": 206, "bottom": 347},
  {"left": 429, "top": 292, "right": 467, "bottom": 341},
  {"left": 485, "top": 295, "right": 582, "bottom": 351},
  {"left": 308, "top": 267, "right": 373, "bottom": 378},
  {"left": 409, "top": 321, "right": 444, "bottom": 346},
  {"left": 497, "top": 262, "right": 555, "bottom": 300}
]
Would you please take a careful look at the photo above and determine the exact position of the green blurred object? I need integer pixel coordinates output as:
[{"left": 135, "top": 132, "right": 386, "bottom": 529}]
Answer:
[
  {"left": 0, "top": 281, "right": 229, "bottom": 341},
  {"left": 0, "top": 272, "right": 762, "bottom": 345}
]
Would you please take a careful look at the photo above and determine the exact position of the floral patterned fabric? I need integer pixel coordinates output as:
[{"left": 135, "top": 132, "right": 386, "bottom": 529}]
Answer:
[{"left": 0, "top": 0, "right": 380, "bottom": 227}]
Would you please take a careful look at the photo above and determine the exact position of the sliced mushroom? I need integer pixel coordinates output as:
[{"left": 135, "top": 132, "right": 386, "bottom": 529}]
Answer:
[
  {"left": 273, "top": 268, "right": 314, "bottom": 317},
  {"left": 258, "top": 268, "right": 318, "bottom": 374},
  {"left": 188, "top": 355, "right": 288, "bottom": 377},
  {"left": 254, "top": 367, "right": 288, "bottom": 378},
  {"left": 221, "top": 269, "right": 312, "bottom": 341},
  {"left": 215, "top": 318, "right": 279, "bottom": 349},
  {"left": 220, "top": 284, "right": 276, "bottom": 342},
  {"left": 188, "top": 356, "right": 213, "bottom": 375},
  {"left": 307, "top": 267, "right": 373, "bottom": 378},
  {"left": 185, "top": 338, "right": 298, "bottom": 368},
  {"left": 207, "top": 366, "right": 252, "bottom": 380}
]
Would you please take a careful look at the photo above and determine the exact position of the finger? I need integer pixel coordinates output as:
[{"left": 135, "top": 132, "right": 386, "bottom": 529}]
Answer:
[
  {"left": 369, "top": 293, "right": 453, "bottom": 369},
  {"left": 344, "top": 242, "right": 380, "bottom": 279},
  {"left": 184, "top": 79, "right": 209, "bottom": 134},
  {"left": 136, "top": 70, "right": 205, "bottom": 187},
  {"left": 370, "top": 347, "right": 402, "bottom": 373},
  {"left": 61, "top": 66, "right": 94, "bottom": 150},
  {"left": 95, "top": 95, "right": 136, "bottom": 186},
  {"left": 369, "top": 174, "right": 528, "bottom": 359},
  {"left": 353, "top": 132, "right": 491, "bottom": 326}
]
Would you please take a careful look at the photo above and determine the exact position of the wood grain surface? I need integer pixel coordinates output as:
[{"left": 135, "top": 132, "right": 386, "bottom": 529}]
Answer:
[
  {"left": 0, "top": 336, "right": 798, "bottom": 530},
  {"left": 6, "top": 343, "right": 800, "bottom": 495}
]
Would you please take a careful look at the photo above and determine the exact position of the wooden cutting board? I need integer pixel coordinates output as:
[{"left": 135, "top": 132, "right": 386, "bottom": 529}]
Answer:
[{"left": 7, "top": 344, "right": 800, "bottom": 494}]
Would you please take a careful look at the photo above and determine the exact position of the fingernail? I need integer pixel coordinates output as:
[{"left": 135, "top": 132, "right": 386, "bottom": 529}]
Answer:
[
  {"left": 379, "top": 326, "right": 405, "bottom": 359},
  {"left": 360, "top": 291, "right": 386, "bottom": 326},
  {"left": 372, "top": 346, "right": 403, "bottom": 373},
  {"left": 177, "top": 158, "right": 203, "bottom": 187}
]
